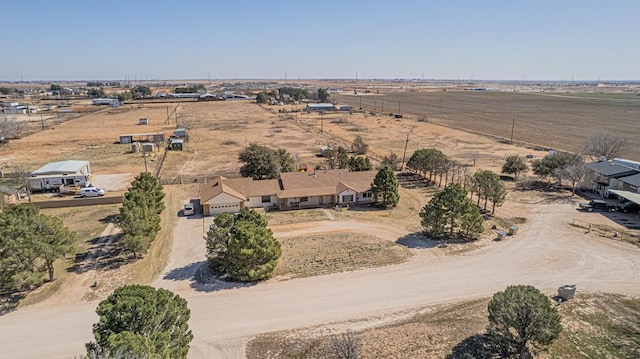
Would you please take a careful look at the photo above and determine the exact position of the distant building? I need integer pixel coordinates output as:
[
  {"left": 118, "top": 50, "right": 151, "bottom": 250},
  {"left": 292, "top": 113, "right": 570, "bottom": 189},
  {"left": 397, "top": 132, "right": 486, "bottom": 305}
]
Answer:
[{"left": 307, "top": 103, "right": 335, "bottom": 112}]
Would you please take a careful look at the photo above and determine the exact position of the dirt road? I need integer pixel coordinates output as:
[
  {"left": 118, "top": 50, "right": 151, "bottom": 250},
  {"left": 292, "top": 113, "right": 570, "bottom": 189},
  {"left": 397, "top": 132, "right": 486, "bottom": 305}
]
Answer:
[{"left": 1, "top": 201, "right": 639, "bottom": 358}]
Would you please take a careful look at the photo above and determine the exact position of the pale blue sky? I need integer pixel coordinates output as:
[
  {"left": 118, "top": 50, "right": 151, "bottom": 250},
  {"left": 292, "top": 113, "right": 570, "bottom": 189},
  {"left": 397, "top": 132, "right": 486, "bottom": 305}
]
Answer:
[{"left": 3, "top": 1, "right": 639, "bottom": 81}]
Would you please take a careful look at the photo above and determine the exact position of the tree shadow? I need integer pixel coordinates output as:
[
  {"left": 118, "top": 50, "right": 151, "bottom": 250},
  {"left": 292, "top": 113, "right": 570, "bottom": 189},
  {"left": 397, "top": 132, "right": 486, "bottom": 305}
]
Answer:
[
  {"left": 68, "top": 233, "right": 134, "bottom": 274},
  {"left": 446, "top": 334, "right": 499, "bottom": 359},
  {"left": 0, "top": 292, "right": 25, "bottom": 317},
  {"left": 162, "top": 261, "right": 257, "bottom": 293},
  {"left": 396, "top": 232, "right": 439, "bottom": 249},
  {"left": 99, "top": 213, "right": 119, "bottom": 224}
]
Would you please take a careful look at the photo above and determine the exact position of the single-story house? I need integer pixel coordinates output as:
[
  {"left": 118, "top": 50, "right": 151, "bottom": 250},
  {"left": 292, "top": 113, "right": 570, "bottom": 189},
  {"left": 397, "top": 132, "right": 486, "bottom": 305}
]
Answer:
[
  {"left": 200, "top": 169, "right": 377, "bottom": 215},
  {"left": 201, "top": 177, "right": 280, "bottom": 215},
  {"left": 584, "top": 160, "right": 638, "bottom": 198}
]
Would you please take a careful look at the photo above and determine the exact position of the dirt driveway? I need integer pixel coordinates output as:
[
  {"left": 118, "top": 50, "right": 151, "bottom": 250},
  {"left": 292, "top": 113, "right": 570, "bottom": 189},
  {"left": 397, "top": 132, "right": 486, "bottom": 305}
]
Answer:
[{"left": 2, "top": 194, "right": 639, "bottom": 359}]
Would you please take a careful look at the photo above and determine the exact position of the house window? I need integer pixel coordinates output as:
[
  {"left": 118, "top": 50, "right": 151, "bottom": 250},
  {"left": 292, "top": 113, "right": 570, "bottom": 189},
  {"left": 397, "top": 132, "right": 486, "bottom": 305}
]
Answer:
[
  {"left": 342, "top": 195, "right": 354, "bottom": 202},
  {"left": 362, "top": 192, "right": 372, "bottom": 198},
  {"left": 261, "top": 195, "right": 271, "bottom": 203},
  {"left": 300, "top": 197, "right": 308, "bottom": 202}
]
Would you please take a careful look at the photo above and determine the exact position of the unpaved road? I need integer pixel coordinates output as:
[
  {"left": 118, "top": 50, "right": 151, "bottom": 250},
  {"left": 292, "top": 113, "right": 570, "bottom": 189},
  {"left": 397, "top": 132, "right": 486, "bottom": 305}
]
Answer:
[{"left": 1, "top": 201, "right": 640, "bottom": 358}]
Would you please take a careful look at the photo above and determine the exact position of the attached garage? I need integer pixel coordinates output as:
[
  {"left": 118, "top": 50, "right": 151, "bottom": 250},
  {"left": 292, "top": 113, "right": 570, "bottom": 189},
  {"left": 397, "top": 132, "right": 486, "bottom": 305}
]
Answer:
[{"left": 201, "top": 189, "right": 246, "bottom": 215}]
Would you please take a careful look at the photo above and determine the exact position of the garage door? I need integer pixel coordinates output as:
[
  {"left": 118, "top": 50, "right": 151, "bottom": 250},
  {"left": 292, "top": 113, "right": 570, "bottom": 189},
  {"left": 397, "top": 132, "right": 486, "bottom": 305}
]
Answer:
[{"left": 208, "top": 203, "right": 241, "bottom": 215}]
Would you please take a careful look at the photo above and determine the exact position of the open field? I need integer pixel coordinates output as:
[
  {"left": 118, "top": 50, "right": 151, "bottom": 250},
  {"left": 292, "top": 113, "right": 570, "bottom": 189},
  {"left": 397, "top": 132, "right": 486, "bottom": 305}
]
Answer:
[
  {"left": 246, "top": 292, "right": 640, "bottom": 359},
  {"left": 0, "top": 103, "right": 175, "bottom": 173},
  {"left": 274, "top": 233, "right": 412, "bottom": 280},
  {"left": 338, "top": 91, "right": 640, "bottom": 159}
]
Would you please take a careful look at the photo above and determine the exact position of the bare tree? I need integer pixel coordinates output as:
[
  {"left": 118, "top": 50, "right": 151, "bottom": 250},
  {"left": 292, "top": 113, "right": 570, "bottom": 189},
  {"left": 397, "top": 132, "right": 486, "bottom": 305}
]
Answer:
[
  {"left": 13, "top": 165, "right": 31, "bottom": 201},
  {"left": 583, "top": 134, "right": 628, "bottom": 161},
  {"left": 0, "top": 115, "right": 27, "bottom": 140},
  {"left": 381, "top": 151, "right": 400, "bottom": 170},
  {"left": 330, "top": 331, "right": 360, "bottom": 359}
]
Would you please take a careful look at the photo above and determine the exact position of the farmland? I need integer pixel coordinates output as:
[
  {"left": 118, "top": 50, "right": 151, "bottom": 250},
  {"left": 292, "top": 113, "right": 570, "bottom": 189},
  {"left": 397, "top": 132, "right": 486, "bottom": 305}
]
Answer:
[{"left": 338, "top": 91, "right": 640, "bottom": 159}]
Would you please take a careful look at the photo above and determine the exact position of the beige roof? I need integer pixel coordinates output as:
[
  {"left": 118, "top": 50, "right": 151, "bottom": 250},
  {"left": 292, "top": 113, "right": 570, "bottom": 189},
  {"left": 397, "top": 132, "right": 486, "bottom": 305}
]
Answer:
[
  {"left": 200, "top": 176, "right": 280, "bottom": 203},
  {"left": 201, "top": 170, "right": 376, "bottom": 202},
  {"left": 278, "top": 170, "right": 376, "bottom": 198}
]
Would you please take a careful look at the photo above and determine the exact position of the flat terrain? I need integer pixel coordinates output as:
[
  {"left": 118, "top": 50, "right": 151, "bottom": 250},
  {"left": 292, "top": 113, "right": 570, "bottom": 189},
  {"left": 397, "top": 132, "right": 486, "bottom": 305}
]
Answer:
[
  {"left": 0, "top": 99, "right": 639, "bottom": 358},
  {"left": 338, "top": 91, "right": 640, "bottom": 159}
]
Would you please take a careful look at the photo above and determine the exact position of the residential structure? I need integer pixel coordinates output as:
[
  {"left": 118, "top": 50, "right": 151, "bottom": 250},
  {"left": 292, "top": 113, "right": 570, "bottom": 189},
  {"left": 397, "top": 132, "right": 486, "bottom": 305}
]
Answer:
[
  {"left": 200, "top": 169, "right": 377, "bottom": 215},
  {"left": 585, "top": 158, "right": 640, "bottom": 208},
  {"left": 29, "top": 160, "right": 92, "bottom": 191},
  {"left": 306, "top": 103, "right": 335, "bottom": 112}
]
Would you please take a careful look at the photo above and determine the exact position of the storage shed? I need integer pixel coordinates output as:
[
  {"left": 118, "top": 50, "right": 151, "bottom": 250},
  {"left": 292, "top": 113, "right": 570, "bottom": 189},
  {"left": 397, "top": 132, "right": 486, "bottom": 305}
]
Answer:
[
  {"left": 174, "top": 128, "right": 186, "bottom": 138},
  {"left": 170, "top": 139, "right": 184, "bottom": 151},
  {"left": 142, "top": 143, "right": 154, "bottom": 153},
  {"left": 119, "top": 132, "right": 165, "bottom": 144}
]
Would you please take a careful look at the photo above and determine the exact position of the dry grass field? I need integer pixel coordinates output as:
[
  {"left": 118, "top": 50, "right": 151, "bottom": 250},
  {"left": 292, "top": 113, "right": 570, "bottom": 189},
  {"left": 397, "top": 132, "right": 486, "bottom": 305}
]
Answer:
[
  {"left": 246, "top": 292, "right": 640, "bottom": 359},
  {"left": 338, "top": 91, "right": 640, "bottom": 159}
]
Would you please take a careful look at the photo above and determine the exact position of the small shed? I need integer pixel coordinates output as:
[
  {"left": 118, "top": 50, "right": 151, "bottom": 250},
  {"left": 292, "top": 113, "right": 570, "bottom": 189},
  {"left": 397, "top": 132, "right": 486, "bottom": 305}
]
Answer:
[
  {"left": 131, "top": 142, "right": 140, "bottom": 153},
  {"left": 174, "top": 128, "right": 186, "bottom": 138},
  {"left": 170, "top": 139, "right": 184, "bottom": 151},
  {"left": 496, "top": 230, "right": 507, "bottom": 240},
  {"left": 508, "top": 225, "right": 519, "bottom": 235},
  {"left": 139, "top": 117, "right": 149, "bottom": 125},
  {"left": 142, "top": 143, "right": 154, "bottom": 153}
]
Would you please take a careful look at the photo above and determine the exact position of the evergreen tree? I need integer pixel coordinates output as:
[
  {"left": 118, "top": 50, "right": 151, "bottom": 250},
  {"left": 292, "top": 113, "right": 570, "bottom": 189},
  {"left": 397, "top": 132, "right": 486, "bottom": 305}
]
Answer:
[
  {"left": 420, "top": 183, "right": 483, "bottom": 239},
  {"left": 205, "top": 208, "right": 281, "bottom": 281},
  {"left": 487, "top": 285, "right": 562, "bottom": 358},
  {"left": 0, "top": 205, "right": 76, "bottom": 292},
  {"left": 371, "top": 166, "right": 400, "bottom": 208},
  {"left": 348, "top": 156, "right": 372, "bottom": 171},
  {"left": 502, "top": 155, "right": 529, "bottom": 180},
  {"left": 87, "top": 285, "right": 193, "bottom": 359},
  {"left": 129, "top": 172, "right": 165, "bottom": 214}
]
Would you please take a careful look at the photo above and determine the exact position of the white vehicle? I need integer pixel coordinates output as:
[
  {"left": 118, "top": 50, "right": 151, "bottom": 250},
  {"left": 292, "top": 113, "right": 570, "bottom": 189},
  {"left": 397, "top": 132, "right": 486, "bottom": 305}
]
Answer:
[
  {"left": 183, "top": 203, "right": 195, "bottom": 216},
  {"left": 79, "top": 187, "right": 105, "bottom": 197}
]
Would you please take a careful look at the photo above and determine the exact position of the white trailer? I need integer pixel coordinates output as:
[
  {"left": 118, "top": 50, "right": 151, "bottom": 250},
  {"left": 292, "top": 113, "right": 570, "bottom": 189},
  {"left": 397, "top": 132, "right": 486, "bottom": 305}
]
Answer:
[{"left": 29, "top": 174, "right": 90, "bottom": 192}]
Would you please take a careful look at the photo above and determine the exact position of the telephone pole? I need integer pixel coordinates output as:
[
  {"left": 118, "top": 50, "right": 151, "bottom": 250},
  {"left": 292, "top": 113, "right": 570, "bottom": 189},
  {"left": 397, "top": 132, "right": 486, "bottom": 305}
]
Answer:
[
  {"left": 510, "top": 115, "right": 515, "bottom": 144},
  {"left": 401, "top": 134, "right": 410, "bottom": 171},
  {"left": 320, "top": 111, "right": 324, "bottom": 133}
]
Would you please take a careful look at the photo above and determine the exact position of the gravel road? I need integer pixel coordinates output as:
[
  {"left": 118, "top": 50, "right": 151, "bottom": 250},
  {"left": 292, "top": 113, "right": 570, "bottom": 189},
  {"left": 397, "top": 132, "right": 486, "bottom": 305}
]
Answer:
[{"left": 1, "top": 201, "right": 639, "bottom": 359}]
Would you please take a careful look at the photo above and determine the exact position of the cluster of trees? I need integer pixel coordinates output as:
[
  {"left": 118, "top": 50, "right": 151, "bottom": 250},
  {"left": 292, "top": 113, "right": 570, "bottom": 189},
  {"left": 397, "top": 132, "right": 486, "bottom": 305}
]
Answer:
[
  {"left": 318, "top": 88, "right": 330, "bottom": 103},
  {"left": 50, "top": 84, "right": 62, "bottom": 91},
  {"left": 469, "top": 170, "right": 506, "bottom": 214},
  {"left": 117, "top": 85, "right": 153, "bottom": 102},
  {"left": 531, "top": 152, "right": 585, "bottom": 193},
  {"left": 174, "top": 84, "right": 206, "bottom": 93},
  {"left": 279, "top": 87, "right": 308, "bottom": 101},
  {"left": 0, "top": 87, "right": 13, "bottom": 95},
  {"left": 87, "top": 88, "right": 106, "bottom": 98},
  {"left": 371, "top": 166, "right": 400, "bottom": 208},
  {"left": 323, "top": 136, "right": 372, "bottom": 171},
  {"left": 420, "top": 183, "right": 484, "bottom": 240},
  {"left": 117, "top": 172, "right": 165, "bottom": 257},
  {"left": 0, "top": 116, "right": 28, "bottom": 140},
  {"left": 238, "top": 143, "right": 296, "bottom": 180},
  {"left": 86, "top": 285, "right": 193, "bottom": 358},
  {"left": 205, "top": 208, "right": 281, "bottom": 281},
  {"left": 0, "top": 205, "right": 76, "bottom": 293},
  {"left": 255, "top": 91, "right": 271, "bottom": 104},
  {"left": 407, "top": 148, "right": 467, "bottom": 188}
]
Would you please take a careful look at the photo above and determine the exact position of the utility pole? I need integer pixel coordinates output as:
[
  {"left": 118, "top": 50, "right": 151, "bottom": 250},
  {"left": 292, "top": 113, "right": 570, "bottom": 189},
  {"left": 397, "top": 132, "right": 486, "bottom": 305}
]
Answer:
[
  {"left": 398, "top": 101, "right": 401, "bottom": 114},
  {"left": 40, "top": 114, "right": 44, "bottom": 130},
  {"left": 401, "top": 134, "right": 410, "bottom": 171},
  {"left": 166, "top": 106, "right": 169, "bottom": 124},
  {"left": 510, "top": 115, "right": 515, "bottom": 144},
  {"left": 374, "top": 100, "right": 377, "bottom": 112},
  {"left": 359, "top": 96, "right": 362, "bottom": 108},
  {"left": 320, "top": 111, "right": 324, "bottom": 133},
  {"left": 381, "top": 98, "right": 384, "bottom": 113}
]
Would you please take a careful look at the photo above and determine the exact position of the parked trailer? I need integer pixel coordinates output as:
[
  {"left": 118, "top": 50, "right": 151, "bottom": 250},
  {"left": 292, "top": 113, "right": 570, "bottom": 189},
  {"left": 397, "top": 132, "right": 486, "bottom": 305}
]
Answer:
[{"left": 29, "top": 174, "right": 90, "bottom": 192}]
